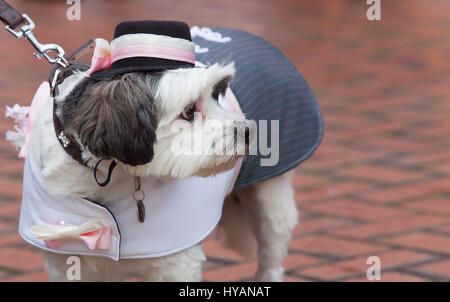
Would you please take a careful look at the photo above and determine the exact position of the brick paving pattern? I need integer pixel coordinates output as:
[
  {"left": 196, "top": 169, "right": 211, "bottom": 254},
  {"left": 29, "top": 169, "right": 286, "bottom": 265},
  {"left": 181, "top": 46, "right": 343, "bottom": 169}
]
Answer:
[{"left": 0, "top": 0, "right": 449, "bottom": 282}]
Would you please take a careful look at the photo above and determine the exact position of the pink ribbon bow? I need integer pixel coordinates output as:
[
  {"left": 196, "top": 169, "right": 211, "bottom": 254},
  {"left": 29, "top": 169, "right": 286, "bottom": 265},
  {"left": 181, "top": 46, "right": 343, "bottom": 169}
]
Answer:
[
  {"left": 45, "top": 227, "right": 111, "bottom": 250},
  {"left": 31, "top": 219, "right": 112, "bottom": 250},
  {"left": 86, "top": 39, "right": 112, "bottom": 76}
]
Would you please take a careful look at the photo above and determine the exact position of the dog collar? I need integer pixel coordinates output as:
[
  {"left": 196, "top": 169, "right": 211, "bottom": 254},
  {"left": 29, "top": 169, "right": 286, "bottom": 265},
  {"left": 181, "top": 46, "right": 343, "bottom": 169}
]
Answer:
[
  {"left": 49, "top": 52, "right": 119, "bottom": 189},
  {"left": 50, "top": 62, "right": 90, "bottom": 167}
]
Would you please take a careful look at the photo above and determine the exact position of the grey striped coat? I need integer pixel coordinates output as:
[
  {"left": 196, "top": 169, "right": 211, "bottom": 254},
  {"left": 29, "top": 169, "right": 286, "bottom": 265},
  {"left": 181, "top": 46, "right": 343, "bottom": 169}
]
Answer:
[{"left": 193, "top": 28, "right": 323, "bottom": 190}]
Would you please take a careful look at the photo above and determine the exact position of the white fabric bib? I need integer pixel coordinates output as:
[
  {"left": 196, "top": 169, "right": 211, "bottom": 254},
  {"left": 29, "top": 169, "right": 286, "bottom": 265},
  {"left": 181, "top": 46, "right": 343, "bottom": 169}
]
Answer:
[{"left": 19, "top": 150, "right": 237, "bottom": 261}]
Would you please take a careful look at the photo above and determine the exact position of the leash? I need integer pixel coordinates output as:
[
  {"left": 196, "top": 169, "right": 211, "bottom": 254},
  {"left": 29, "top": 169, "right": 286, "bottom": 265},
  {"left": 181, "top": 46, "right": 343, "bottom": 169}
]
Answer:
[
  {"left": 0, "top": 0, "right": 68, "bottom": 67},
  {"left": 2, "top": 1, "right": 146, "bottom": 222},
  {"left": 1, "top": 0, "right": 116, "bottom": 188}
]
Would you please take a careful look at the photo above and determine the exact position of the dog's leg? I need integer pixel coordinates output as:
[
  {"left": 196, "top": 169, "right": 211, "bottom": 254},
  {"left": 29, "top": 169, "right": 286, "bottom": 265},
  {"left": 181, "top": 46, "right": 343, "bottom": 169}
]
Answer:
[
  {"left": 232, "top": 171, "right": 298, "bottom": 281},
  {"left": 251, "top": 171, "right": 298, "bottom": 281},
  {"left": 139, "top": 244, "right": 206, "bottom": 282}
]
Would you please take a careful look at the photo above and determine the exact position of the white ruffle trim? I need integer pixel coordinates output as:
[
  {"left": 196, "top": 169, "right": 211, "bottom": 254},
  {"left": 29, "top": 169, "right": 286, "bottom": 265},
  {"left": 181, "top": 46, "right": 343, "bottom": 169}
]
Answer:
[
  {"left": 190, "top": 26, "right": 232, "bottom": 54},
  {"left": 5, "top": 104, "right": 30, "bottom": 151}
]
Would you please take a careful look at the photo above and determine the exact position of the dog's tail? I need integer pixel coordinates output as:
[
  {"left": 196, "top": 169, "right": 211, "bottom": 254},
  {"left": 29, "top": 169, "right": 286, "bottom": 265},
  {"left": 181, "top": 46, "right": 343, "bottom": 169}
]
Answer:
[{"left": 214, "top": 193, "right": 257, "bottom": 258}]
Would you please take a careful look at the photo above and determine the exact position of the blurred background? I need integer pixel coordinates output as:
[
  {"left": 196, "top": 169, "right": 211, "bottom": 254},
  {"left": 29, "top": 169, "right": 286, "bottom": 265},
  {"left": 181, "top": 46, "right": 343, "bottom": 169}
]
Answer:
[{"left": 0, "top": 0, "right": 449, "bottom": 281}]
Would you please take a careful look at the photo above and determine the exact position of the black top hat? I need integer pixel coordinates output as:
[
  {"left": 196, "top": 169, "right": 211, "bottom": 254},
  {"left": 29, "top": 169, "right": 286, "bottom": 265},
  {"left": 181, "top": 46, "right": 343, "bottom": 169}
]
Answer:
[{"left": 89, "top": 20, "right": 195, "bottom": 80}]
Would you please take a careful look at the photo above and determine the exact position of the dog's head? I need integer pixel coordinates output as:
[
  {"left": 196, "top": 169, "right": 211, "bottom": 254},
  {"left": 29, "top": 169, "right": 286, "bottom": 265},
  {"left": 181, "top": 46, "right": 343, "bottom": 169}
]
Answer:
[{"left": 58, "top": 62, "right": 252, "bottom": 179}]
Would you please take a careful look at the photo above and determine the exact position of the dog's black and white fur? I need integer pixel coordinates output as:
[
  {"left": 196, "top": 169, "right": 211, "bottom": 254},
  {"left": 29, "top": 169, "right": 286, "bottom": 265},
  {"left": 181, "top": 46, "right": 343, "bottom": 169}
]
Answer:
[{"left": 23, "top": 61, "right": 298, "bottom": 282}]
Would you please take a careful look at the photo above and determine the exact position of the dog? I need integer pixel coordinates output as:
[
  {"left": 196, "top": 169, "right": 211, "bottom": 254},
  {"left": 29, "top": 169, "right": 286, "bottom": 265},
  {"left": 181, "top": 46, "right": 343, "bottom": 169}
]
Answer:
[{"left": 6, "top": 21, "right": 323, "bottom": 281}]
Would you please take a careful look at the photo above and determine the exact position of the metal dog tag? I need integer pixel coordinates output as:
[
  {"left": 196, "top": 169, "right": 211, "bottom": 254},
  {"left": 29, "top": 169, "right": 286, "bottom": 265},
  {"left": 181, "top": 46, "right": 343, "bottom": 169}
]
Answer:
[
  {"left": 136, "top": 200, "right": 145, "bottom": 223},
  {"left": 134, "top": 177, "right": 146, "bottom": 223}
]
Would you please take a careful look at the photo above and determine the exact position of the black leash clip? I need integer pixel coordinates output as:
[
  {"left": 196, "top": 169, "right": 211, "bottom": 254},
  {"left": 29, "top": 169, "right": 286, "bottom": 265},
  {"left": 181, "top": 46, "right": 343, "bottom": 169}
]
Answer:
[{"left": 5, "top": 13, "right": 69, "bottom": 68}]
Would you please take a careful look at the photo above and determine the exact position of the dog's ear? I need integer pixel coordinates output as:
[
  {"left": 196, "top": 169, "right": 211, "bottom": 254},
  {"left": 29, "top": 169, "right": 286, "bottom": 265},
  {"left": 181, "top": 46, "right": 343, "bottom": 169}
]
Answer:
[{"left": 64, "top": 73, "right": 158, "bottom": 166}]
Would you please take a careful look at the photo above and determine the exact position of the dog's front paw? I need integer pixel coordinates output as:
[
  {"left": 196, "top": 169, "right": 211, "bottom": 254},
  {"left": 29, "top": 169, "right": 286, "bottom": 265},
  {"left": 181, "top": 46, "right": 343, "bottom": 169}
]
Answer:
[{"left": 254, "top": 267, "right": 284, "bottom": 282}]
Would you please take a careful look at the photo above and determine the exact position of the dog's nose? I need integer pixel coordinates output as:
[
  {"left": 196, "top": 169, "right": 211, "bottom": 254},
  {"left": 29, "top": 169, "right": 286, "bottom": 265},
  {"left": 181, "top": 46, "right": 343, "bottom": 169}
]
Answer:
[{"left": 244, "top": 128, "right": 250, "bottom": 146}]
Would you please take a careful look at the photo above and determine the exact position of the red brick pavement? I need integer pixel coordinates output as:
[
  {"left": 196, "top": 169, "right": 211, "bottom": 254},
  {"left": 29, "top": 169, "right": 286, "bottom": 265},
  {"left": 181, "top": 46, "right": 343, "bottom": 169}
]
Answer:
[{"left": 0, "top": 0, "right": 449, "bottom": 282}]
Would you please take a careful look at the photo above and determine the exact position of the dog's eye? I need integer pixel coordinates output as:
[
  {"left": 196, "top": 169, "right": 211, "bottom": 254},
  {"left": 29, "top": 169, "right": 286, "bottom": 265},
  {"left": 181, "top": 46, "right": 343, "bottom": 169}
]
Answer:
[
  {"left": 212, "top": 76, "right": 232, "bottom": 100},
  {"left": 180, "top": 103, "right": 196, "bottom": 121},
  {"left": 212, "top": 87, "right": 226, "bottom": 101}
]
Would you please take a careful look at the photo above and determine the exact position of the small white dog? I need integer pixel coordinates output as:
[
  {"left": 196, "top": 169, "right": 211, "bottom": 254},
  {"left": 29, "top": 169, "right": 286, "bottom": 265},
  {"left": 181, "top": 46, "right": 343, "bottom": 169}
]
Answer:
[{"left": 6, "top": 21, "right": 322, "bottom": 282}]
